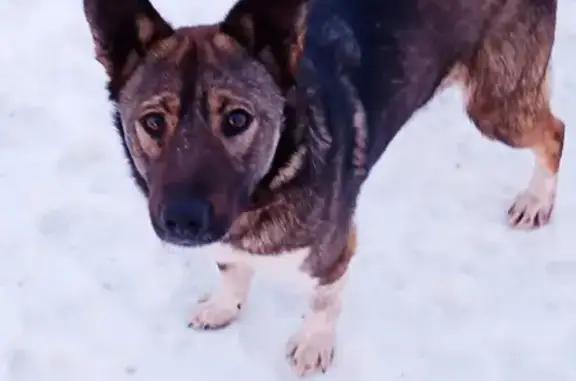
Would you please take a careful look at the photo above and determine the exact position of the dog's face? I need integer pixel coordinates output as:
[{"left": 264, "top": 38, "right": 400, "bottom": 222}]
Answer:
[
  {"left": 84, "top": 0, "right": 307, "bottom": 246},
  {"left": 116, "top": 28, "right": 286, "bottom": 246}
]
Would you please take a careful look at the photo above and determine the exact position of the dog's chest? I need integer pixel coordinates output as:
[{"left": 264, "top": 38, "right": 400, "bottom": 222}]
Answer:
[{"left": 208, "top": 243, "right": 318, "bottom": 289}]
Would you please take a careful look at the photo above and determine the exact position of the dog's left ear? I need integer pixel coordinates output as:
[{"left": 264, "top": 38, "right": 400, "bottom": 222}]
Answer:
[{"left": 220, "top": 0, "right": 309, "bottom": 91}]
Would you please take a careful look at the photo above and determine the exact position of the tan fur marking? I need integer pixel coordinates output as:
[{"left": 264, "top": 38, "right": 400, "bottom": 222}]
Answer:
[
  {"left": 508, "top": 112, "right": 564, "bottom": 228},
  {"left": 173, "top": 35, "right": 193, "bottom": 65},
  {"left": 319, "top": 224, "right": 357, "bottom": 286},
  {"left": 135, "top": 92, "right": 180, "bottom": 159},
  {"left": 456, "top": 12, "right": 564, "bottom": 229},
  {"left": 463, "top": 22, "right": 554, "bottom": 146},
  {"left": 536, "top": 115, "right": 565, "bottom": 174},
  {"left": 149, "top": 35, "right": 180, "bottom": 60},
  {"left": 135, "top": 122, "right": 162, "bottom": 158},
  {"left": 207, "top": 89, "right": 257, "bottom": 154},
  {"left": 201, "top": 35, "right": 219, "bottom": 67},
  {"left": 289, "top": 4, "right": 309, "bottom": 76},
  {"left": 114, "top": 15, "right": 160, "bottom": 83},
  {"left": 352, "top": 109, "right": 367, "bottom": 177},
  {"left": 136, "top": 15, "right": 155, "bottom": 45},
  {"left": 213, "top": 33, "right": 239, "bottom": 56},
  {"left": 207, "top": 90, "right": 223, "bottom": 135},
  {"left": 270, "top": 145, "right": 308, "bottom": 189}
]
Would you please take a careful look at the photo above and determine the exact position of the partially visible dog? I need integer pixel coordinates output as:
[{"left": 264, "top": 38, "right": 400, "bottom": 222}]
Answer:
[{"left": 83, "top": 0, "right": 564, "bottom": 376}]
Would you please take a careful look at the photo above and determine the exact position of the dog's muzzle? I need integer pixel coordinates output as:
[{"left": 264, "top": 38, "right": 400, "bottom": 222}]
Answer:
[{"left": 153, "top": 190, "right": 223, "bottom": 246}]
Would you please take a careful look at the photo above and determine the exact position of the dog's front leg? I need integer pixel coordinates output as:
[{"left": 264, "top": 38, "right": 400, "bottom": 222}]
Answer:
[
  {"left": 286, "top": 225, "right": 356, "bottom": 376},
  {"left": 286, "top": 274, "right": 346, "bottom": 376},
  {"left": 188, "top": 261, "right": 254, "bottom": 330}
]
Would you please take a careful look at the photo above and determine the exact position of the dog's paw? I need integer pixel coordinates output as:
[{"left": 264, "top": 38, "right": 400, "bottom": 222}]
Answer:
[
  {"left": 508, "top": 189, "right": 555, "bottom": 229},
  {"left": 285, "top": 329, "right": 336, "bottom": 377},
  {"left": 508, "top": 161, "right": 557, "bottom": 230},
  {"left": 187, "top": 293, "right": 242, "bottom": 330}
]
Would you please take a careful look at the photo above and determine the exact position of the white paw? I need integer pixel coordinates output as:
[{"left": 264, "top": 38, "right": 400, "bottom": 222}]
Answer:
[
  {"left": 508, "top": 190, "right": 555, "bottom": 229},
  {"left": 508, "top": 160, "right": 557, "bottom": 229},
  {"left": 285, "top": 329, "right": 336, "bottom": 377},
  {"left": 187, "top": 293, "right": 242, "bottom": 330}
]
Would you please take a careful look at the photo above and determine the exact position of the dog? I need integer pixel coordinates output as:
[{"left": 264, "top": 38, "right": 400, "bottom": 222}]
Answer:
[{"left": 83, "top": 0, "right": 564, "bottom": 376}]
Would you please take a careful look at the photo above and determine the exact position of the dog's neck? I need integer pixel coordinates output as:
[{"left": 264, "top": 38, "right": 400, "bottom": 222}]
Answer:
[
  {"left": 249, "top": 87, "right": 316, "bottom": 208},
  {"left": 224, "top": 103, "right": 327, "bottom": 253},
  {"left": 224, "top": 81, "right": 356, "bottom": 254}
]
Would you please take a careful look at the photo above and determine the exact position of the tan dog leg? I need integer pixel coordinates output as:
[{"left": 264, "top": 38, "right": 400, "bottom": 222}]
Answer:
[
  {"left": 508, "top": 116, "right": 564, "bottom": 228},
  {"left": 285, "top": 275, "right": 345, "bottom": 376},
  {"left": 286, "top": 225, "right": 356, "bottom": 376},
  {"left": 188, "top": 262, "right": 254, "bottom": 330}
]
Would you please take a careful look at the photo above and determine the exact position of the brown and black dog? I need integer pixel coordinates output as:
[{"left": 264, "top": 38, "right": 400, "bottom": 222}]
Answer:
[{"left": 83, "top": 0, "right": 564, "bottom": 376}]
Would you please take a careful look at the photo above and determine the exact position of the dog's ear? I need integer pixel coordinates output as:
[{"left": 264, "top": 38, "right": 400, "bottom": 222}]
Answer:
[
  {"left": 220, "top": 0, "right": 309, "bottom": 91},
  {"left": 83, "top": 0, "right": 174, "bottom": 89}
]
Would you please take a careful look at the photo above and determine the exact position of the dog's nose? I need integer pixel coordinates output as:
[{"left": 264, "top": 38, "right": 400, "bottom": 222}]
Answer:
[{"left": 161, "top": 195, "right": 213, "bottom": 240}]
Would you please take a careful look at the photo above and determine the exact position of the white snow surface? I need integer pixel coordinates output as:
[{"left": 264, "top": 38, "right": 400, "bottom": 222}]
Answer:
[{"left": 1, "top": 1, "right": 576, "bottom": 380}]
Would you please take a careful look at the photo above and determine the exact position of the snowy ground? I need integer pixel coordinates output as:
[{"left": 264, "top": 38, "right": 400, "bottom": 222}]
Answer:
[{"left": 1, "top": 1, "right": 576, "bottom": 380}]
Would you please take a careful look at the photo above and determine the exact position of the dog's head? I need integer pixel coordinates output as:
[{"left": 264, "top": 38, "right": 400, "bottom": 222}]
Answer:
[{"left": 84, "top": 0, "right": 308, "bottom": 246}]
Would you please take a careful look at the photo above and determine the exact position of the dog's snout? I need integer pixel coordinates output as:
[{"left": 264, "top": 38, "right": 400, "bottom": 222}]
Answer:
[{"left": 161, "top": 195, "right": 214, "bottom": 240}]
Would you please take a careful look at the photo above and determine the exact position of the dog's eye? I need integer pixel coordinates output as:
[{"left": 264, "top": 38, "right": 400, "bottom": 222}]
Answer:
[
  {"left": 140, "top": 112, "right": 166, "bottom": 141},
  {"left": 222, "top": 109, "right": 253, "bottom": 137}
]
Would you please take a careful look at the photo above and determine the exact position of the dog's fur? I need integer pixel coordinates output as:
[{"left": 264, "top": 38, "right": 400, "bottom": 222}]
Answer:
[{"left": 84, "top": 0, "right": 564, "bottom": 376}]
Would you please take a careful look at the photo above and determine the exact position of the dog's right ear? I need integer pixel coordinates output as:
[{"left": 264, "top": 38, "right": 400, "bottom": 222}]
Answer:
[
  {"left": 220, "top": 0, "right": 309, "bottom": 91},
  {"left": 83, "top": 0, "right": 174, "bottom": 91}
]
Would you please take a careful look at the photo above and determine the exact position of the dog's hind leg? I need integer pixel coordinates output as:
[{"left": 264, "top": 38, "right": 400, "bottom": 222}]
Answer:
[
  {"left": 462, "top": 1, "right": 564, "bottom": 229},
  {"left": 506, "top": 111, "right": 564, "bottom": 228}
]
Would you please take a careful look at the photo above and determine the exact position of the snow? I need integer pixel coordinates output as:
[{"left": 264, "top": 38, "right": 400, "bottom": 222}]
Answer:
[{"left": 1, "top": 0, "right": 576, "bottom": 380}]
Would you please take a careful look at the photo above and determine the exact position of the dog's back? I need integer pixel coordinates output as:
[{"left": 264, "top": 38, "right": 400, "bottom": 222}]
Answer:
[{"left": 301, "top": 0, "right": 560, "bottom": 172}]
